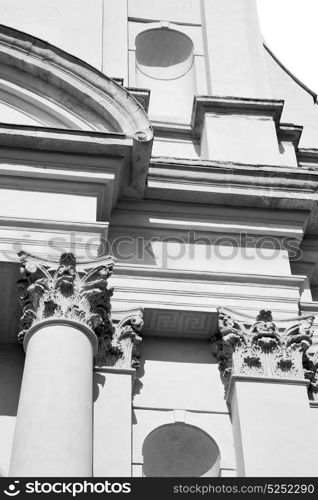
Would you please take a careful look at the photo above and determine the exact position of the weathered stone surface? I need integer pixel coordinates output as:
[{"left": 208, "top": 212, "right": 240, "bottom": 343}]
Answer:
[
  {"left": 211, "top": 307, "right": 314, "bottom": 389},
  {"left": 17, "top": 252, "right": 144, "bottom": 369},
  {"left": 95, "top": 308, "right": 144, "bottom": 369},
  {"left": 303, "top": 348, "right": 318, "bottom": 401}
]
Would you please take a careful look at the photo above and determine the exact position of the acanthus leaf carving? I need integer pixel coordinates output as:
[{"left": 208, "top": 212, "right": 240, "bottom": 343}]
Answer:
[
  {"left": 17, "top": 251, "right": 115, "bottom": 345},
  {"left": 303, "top": 347, "right": 318, "bottom": 401},
  {"left": 17, "top": 252, "right": 144, "bottom": 369},
  {"left": 17, "top": 252, "right": 143, "bottom": 368},
  {"left": 211, "top": 307, "right": 314, "bottom": 393},
  {"left": 95, "top": 308, "right": 144, "bottom": 370}
]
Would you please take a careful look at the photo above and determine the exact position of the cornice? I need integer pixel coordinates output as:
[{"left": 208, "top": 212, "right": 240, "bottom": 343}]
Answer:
[
  {"left": 300, "top": 302, "right": 318, "bottom": 315},
  {"left": 0, "top": 124, "right": 131, "bottom": 156},
  {"left": 152, "top": 119, "right": 303, "bottom": 147},
  {"left": 147, "top": 157, "right": 318, "bottom": 212},
  {"left": 0, "top": 157, "right": 118, "bottom": 221},
  {"left": 0, "top": 124, "right": 151, "bottom": 205},
  {"left": 297, "top": 148, "right": 318, "bottom": 166},
  {"left": 149, "top": 156, "right": 318, "bottom": 181},
  {"left": 152, "top": 120, "right": 193, "bottom": 139},
  {"left": 110, "top": 202, "right": 308, "bottom": 241},
  {"left": 114, "top": 264, "right": 308, "bottom": 291},
  {"left": 278, "top": 123, "right": 303, "bottom": 148},
  {"left": 191, "top": 96, "right": 284, "bottom": 138},
  {"left": 0, "top": 217, "right": 109, "bottom": 262},
  {"left": 0, "top": 216, "right": 109, "bottom": 235}
]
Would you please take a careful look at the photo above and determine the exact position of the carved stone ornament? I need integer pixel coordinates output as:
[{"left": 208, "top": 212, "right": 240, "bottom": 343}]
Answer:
[
  {"left": 17, "top": 252, "right": 144, "bottom": 369},
  {"left": 95, "top": 308, "right": 144, "bottom": 370},
  {"left": 303, "top": 347, "right": 318, "bottom": 401},
  {"left": 211, "top": 308, "right": 314, "bottom": 388}
]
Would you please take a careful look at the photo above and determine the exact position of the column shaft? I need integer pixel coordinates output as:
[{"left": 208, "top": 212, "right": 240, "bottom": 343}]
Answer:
[{"left": 9, "top": 321, "right": 96, "bottom": 477}]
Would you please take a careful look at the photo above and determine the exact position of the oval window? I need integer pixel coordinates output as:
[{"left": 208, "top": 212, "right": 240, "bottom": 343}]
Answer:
[
  {"left": 136, "top": 29, "right": 194, "bottom": 81},
  {"left": 142, "top": 423, "right": 220, "bottom": 477},
  {"left": 135, "top": 29, "right": 196, "bottom": 119}
]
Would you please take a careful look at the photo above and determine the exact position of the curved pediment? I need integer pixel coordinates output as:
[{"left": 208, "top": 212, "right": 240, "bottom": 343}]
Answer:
[{"left": 0, "top": 24, "right": 152, "bottom": 138}]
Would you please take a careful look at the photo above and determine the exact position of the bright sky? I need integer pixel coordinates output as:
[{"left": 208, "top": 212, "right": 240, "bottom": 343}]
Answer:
[{"left": 257, "top": 0, "right": 318, "bottom": 94}]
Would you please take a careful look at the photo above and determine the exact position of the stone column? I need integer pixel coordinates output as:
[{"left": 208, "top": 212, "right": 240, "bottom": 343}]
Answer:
[
  {"left": 9, "top": 252, "right": 115, "bottom": 477},
  {"left": 212, "top": 308, "right": 318, "bottom": 477},
  {"left": 94, "top": 309, "right": 143, "bottom": 477}
]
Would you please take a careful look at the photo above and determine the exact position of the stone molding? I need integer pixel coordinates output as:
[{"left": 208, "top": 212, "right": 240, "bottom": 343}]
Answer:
[
  {"left": 0, "top": 24, "right": 152, "bottom": 137},
  {"left": 191, "top": 96, "right": 284, "bottom": 138},
  {"left": 17, "top": 252, "right": 144, "bottom": 369},
  {"left": 147, "top": 157, "right": 318, "bottom": 222},
  {"left": 0, "top": 23, "right": 153, "bottom": 197},
  {"left": 211, "top": 307, "right": 314, "bottom": 394},
  {"left": 114, "top": 263, "right": 308, "bottom": 290},
  {"left": 94, "top": 366, "right": 136, "bottom": 376},
  {"left": 304, "top": 348, "right": 318, "bottom": 401}
]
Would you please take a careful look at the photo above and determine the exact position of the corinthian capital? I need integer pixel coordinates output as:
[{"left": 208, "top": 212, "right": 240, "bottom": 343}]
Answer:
[
  {"left": 17, "top": 251, "right": 115, "bottom": 344},
  {"left": 211, "top": 308, "right": 314, "bottom": 384},
  {"left": 17, "top": 252, "right": 144, "bottom": 369},
  {"left": 303, "top": 346, "right": 318, "bottom": 401},
  {"left": 95, "top": 308, "right": 144, "bottom": 369}
]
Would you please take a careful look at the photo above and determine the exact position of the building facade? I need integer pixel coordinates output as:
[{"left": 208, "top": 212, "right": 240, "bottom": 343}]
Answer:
[{"left": 0, "top": 0, "right": 318, "bottom": 477}]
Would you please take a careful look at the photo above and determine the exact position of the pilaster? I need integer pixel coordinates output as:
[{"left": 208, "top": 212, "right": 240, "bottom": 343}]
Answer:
[
  {"left": 102, "top": 0, "right": 128, "bottom": 83},
  {"left": 211, "top": 308, "right": 318, "bottom": 477},
  {"left": 94, "top": 308, "right": 143, "bottom": 477},
  {"left": 192, "top": 96, "right": 286, "bottom": 165},
  {"left": 200, "top": 0, "right": 270, "bottom": 98}
]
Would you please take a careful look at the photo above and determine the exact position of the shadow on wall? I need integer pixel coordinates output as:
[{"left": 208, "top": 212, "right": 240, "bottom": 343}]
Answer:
[
  {"left": 142, "top": 423, "right": 220, "bottom": 477},
  {"left": 0, "top": 263, "right": 23, "bottom": 344},
  {"left": 0, "top": 344, "right": 24, "bottom": 417},
  {"left": 93, "top": 372, "right": 106, "bottom": 403},
  {"left": 138, "top": 337, "right": 217, "bottom": 364},
  {"left": 132, "top": 354, "right": 145, "bottom": 401},
  {"left": 132, "top": 337, "right": 217, "bottom": 399},
  {"left": 93, "top": 364, "right": 145, "bottom": 403}
]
